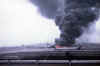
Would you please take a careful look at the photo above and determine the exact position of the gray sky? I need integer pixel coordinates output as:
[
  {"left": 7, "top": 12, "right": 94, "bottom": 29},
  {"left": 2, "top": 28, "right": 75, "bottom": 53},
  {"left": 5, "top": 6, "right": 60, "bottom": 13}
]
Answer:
[
  {"left": 0, "top": 0, "right": 60, "bottom": 47},
  {"left": 0, "top": 0, "right": 100, "bottom": 47}
]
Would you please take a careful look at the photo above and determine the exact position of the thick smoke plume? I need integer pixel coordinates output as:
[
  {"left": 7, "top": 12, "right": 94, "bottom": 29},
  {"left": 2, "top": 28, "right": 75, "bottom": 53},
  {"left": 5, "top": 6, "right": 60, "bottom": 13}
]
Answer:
[
  {"left": 55, "top": 0, "right": 100, "bottom": 46},
  {"left": 1, "top": 0, "right": 100, "bottom": 47},
  {"left": 30, "top": 0, "right": 63, "bottom": 19},
  {"left": 30, "top": 0, "right": 100, "bottom": 46}
]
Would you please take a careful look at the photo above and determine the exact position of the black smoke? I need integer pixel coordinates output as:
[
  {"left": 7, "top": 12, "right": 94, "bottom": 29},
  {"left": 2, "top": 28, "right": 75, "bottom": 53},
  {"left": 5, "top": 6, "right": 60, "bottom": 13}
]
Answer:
[
  {"left": 30, "top": 0, "right": 100, "bottom": 46},
  {"left": 30, "top": 0, "right": 63, "bottom": 19},
  {"left": 55, "top": 0, "right": 100, "bottom": 46}
]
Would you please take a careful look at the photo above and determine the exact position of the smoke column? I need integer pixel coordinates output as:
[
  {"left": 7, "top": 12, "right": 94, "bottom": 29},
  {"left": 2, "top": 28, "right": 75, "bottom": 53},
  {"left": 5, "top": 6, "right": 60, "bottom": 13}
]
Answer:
[
  {"left": 55, "top": 0, "right": 100, "bottom": 46},
  {"left": 30, "top": 0, "right": 63, "bottom": 19},
  {"left": 30, "top": 0, "right": 100, "bottom": 46},
  {"left": 0, "top": 0, "right": 60, "bottom": 47},
  {"left": 1, "top": 0, "right": 100, "bottom": 47}
]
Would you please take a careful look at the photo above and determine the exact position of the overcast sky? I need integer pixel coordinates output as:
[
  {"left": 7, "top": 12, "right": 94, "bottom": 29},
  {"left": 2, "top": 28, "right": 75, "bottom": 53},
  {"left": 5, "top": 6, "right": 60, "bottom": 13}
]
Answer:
[
  {"left": 0, "top": 0, "right": 60, "bottom": 47},
  {"left": 0, "top": 0, "right": 100, "bottom": 47}
]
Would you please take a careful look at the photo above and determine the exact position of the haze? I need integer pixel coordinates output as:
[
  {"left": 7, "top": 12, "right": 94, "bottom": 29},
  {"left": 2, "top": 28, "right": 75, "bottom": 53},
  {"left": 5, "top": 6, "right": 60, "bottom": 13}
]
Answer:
[{"left": 0, "top": 0, "right": 60, "bottom": 47}]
